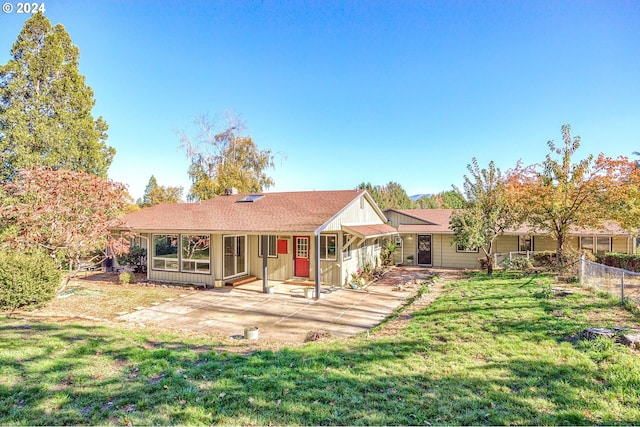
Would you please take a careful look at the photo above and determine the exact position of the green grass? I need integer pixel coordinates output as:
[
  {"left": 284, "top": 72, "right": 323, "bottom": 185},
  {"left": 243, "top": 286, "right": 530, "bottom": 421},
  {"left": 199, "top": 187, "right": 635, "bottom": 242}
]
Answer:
[{"left": 2, "top": 272, "right": 639, "bottom": 425}]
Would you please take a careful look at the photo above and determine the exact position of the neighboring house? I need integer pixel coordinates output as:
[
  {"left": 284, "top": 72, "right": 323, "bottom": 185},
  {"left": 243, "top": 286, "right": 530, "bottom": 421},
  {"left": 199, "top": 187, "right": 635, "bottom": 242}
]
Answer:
[
  {"left": 113, "top": 190, "right": 397, "bottom": 296},
  {"left": 384, "top": 209, "right": 638, "bottom": 269}
]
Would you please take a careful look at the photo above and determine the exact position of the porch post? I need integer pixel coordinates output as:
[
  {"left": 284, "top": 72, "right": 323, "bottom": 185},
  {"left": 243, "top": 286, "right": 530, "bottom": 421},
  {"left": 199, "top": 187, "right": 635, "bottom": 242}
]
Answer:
[
  {"left": 262, "top": 235, "right": 268, "bottom": 293},
  {"left": 314, "top": 233, "right": 321, "bottom": 299}
]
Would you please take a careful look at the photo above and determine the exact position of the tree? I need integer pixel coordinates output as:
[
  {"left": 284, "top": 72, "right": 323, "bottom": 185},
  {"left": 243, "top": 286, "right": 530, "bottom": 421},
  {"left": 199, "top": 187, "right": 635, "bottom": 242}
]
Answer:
[
  {"left": 450, "top": 159, "right": 514, "bottom": 275},
  {"left": 436, "top": 190, "right": 468, "bottom": 209},
  {"left": 415, "top": 195, "right": 438, "bottom": 209},
  {"left": 1, "top": 168, "right": 131, "bottom": 287},
  {"left": 414, "top": 190, "right": 466, "bottom": 209},
  {"left": 356, "top": 181, "right": 413, "bottom": 210},
  {"left": 505, "top": 125, "right": 640, "bottom": 267},
  {"left": 178, "top": 114, "right": 276, "bottom": 201},
  {"left": 137, "top": 175, "right": 183, "bottom": 207},
  {"left": 0, "top": 13, "right": 114, "bottom": 183}
]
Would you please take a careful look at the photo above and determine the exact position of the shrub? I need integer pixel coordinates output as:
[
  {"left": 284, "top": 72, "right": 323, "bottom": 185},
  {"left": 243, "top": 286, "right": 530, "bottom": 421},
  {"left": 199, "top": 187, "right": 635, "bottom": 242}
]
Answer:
[
  {"left": 531, "top": 251, "right": 557, "bottom": 267},
  {"left": 117, "top": 245, "right": 147, "bottom": 273},
  {"left": 119, "top": 271, "right": 136, "bottom": 284},
  {"left": 500, "top": 257, "right": 533, "bottom": 271},
  {"left": 596, "top": 252, "right": 640, "bottom": 273},
  {"left": 0, "top": 250, "right": 61, "bottom": 312}
]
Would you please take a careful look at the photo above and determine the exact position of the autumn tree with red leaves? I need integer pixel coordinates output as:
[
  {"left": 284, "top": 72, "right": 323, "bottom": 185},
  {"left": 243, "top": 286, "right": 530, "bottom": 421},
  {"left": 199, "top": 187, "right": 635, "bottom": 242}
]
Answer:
[
  {"left": 505, "top": 125, "right": 640, "bottom": 267},
  {"left": 1, "top": 168, "right": 131, "bottom": 287}
]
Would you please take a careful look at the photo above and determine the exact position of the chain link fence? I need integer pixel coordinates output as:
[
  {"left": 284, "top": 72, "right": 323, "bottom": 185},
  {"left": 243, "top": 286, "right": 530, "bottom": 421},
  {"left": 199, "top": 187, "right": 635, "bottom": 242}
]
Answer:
[{"left": 580, "top": 257, "right": 640, "bottom": 307}]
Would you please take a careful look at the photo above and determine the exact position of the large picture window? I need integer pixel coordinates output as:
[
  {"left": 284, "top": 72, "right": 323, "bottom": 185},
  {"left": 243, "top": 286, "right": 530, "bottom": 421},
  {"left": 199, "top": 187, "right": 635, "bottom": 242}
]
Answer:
[
  {"left": 258, "top": 235, "right": 277, "bottom": 258},
  {"left": 152, "top": 234, "right": 211, "bottom": 274},
  {"left": 320, "top": 234, "right": 337, "bottom": 260},
  {"left": 153, "top": 234, "right": 179, "bottom": 271},
  {"left": 181, "top": 235, "right": 211, "bottom": 273},
  {"left": 580, "top": 236, "right": 611, "bottom": 255}
]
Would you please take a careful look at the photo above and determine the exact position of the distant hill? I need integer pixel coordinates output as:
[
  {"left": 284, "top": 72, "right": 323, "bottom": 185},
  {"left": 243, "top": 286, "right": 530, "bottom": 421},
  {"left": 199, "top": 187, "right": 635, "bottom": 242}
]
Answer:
[{"left": 409, "top": 193, "right": 432, "bottom": 201}]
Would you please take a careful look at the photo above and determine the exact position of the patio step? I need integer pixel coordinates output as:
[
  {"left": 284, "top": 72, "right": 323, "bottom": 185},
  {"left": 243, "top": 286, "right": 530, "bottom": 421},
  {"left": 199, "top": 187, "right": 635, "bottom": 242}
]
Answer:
[{"left": 225, "top": 276, "right": 257, "bottom": 287}]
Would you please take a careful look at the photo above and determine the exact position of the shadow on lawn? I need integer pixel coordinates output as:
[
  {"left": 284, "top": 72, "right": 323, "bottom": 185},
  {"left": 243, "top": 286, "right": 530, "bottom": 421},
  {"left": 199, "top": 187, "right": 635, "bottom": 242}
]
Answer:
[{"left": 2, "top": 317, "right": 638, "bottom": 426}]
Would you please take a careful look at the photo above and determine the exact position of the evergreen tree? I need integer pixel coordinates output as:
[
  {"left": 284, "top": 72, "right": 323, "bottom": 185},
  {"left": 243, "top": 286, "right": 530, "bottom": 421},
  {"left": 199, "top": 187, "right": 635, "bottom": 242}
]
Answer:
[
  {"left": 0, "top": 13, "right": 114, "bottom": 182},
  {"left": 137, "top": 175, "right": 183, "bottom": 207}
]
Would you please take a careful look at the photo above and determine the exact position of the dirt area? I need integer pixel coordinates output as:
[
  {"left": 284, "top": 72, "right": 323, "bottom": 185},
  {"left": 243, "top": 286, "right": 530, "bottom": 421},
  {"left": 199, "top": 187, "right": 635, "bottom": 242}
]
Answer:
[{"left": 18, "top": 272, "right": 199, "bottom": 323}]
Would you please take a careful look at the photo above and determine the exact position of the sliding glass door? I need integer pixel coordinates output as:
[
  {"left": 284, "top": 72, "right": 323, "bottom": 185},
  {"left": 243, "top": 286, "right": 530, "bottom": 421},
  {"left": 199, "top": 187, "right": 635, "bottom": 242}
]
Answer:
[{"left": 223, "top": 235, "right": 247, "bottom": 279}]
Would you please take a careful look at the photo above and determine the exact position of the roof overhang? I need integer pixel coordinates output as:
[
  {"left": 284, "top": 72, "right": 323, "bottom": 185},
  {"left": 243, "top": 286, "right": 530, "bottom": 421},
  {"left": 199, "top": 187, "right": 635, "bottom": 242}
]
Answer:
[{"left": 342, "top": 223, "right": 398, "bottom": 240}]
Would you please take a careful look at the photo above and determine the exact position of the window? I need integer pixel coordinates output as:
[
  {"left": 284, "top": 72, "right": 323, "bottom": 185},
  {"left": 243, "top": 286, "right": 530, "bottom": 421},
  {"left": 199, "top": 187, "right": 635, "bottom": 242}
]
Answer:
[
  {"left": 518, "top": 236, "right": 533, "bottom": 252},
  {"left": 152, "top": 234, "right": 211, "bottom": 274},
  {"left": 320, "top": 234, "right": 337, "bottom": 260},
  {"left": 343, "top": 233, "right": 352, "bottom": 260},
  {"left": 581, "top": 236, "right": 611, "bottom": 255},
  {"left": 596, "top": 237, "right": 612, "bottom": 254},
  {"left": 259, "top": 235, "right": 277, "bottom": 258},
  {"left": 181, "top": 235, "right": 210, "bottom": 273},
  {"left": 456, "top": 244, "right": 478, "bottom": 253},
  {"left": 237, "top": 194, "right": 264, "bottom": 202},
  {"left": 153, "top": 234, "right": 179, "bottom": 271},
  {"left": 374, "top": 238, "right": 380, "bottom": 250}
]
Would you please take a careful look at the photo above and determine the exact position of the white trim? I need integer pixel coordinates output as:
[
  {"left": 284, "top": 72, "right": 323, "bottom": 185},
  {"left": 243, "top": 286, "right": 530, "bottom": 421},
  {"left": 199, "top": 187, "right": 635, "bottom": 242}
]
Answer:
[
  {"left": 319, "top": 234, "right": 338, "bottom": 261},
  {"left": 258, "top": 235, "right": 278, "bottom": 258},
  {"left": 152, "top": 234, "right": 180, "bottom": 272},
  {"left": 180, "top": 234, "right": 211, "bottom": 274}
]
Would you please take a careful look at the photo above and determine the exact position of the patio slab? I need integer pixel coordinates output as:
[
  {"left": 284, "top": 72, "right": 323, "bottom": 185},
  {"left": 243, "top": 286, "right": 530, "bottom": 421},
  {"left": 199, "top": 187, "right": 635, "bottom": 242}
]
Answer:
[{"left": 117, "top": 267, "right": 434, "bottom": 343}]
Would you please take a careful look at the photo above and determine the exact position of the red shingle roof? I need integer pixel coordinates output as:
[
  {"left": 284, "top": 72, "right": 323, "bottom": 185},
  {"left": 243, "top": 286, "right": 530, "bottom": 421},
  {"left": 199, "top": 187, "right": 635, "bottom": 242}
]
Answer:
[{"left": 118, "top": 190, "right": 369, "bottom": 233}]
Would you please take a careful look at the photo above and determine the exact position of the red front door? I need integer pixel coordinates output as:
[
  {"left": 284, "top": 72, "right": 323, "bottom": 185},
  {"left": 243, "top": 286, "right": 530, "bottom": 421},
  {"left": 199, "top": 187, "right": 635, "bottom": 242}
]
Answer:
[{"left": 294, "top": 236, "right": 310, "bottom": 277}]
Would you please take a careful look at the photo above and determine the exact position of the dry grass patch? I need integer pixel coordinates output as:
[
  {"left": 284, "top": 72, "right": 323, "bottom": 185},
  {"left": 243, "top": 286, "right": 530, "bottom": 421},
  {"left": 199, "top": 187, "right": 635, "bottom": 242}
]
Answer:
[{"left": 16, "top": 273, "right": 196, "bottom": 322}]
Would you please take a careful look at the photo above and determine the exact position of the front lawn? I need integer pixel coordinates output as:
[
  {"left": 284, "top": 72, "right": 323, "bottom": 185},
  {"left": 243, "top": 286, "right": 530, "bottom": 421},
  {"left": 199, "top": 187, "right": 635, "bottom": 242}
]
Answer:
[{"left": 1, "top": 272, "right": 639, "bottom": 425}]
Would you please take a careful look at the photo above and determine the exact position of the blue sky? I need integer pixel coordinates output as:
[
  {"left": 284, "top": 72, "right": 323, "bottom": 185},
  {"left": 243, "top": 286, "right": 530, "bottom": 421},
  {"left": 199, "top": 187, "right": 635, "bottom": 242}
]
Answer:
[{"left": 1, "top": 0, "right": 639, "bottom": 200}]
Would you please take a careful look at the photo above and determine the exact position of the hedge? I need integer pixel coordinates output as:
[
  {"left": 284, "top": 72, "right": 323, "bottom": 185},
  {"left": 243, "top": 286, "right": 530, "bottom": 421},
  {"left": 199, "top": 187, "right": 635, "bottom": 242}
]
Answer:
[{"left": 596, "top": 252, "right": 640, "bottom": 273}]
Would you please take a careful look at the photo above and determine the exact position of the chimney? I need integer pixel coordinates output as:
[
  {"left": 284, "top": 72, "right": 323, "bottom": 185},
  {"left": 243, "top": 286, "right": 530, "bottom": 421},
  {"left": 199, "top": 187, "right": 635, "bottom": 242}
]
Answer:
[{"left": 224, "top": 188, "right": 238, "bottom": 196}]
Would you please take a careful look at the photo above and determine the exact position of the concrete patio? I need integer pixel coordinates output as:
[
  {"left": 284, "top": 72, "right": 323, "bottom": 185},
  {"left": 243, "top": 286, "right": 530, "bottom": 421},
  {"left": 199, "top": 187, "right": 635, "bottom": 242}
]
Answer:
[{"left": 117, "top": 267, "right": 434, "bottom": 343}]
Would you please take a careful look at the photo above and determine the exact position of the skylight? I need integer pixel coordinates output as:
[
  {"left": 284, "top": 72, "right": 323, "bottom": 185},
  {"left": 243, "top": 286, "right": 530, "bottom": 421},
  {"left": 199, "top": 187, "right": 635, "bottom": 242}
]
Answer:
[{"left": 237, "top": 194, "right": 264, "bottom": 203}]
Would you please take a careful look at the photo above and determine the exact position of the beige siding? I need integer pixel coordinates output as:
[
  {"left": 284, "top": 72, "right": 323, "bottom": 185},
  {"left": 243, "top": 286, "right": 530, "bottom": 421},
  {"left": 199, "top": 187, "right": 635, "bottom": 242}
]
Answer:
[
  {"left": 247, "top": 235, "right": 294, "bottom": 281},
  {"left": 394, "top": 234, "right": 418, "bottom": 265},
  {"left": 323, "top": 195, "right": 386, "bottom": 231},
  {"left": 494, "top": 235, "right": 519, "bottom": 253},
  {"left": 436, "top": 234, "right": 483, "bottom": 269},
  {"left": 532, "top": 235, "right": 556, "bottom": 252},
  {"left": 341, "top": 235, "right": 383, "bottom": 286},
  {"left": 386, "top": 211, "right": 427, "bottom": 227},
  {"left": 612, "top": 236, "right": 631, "bottom": 253},
  {"left": 148, "top": 269, "right": 215, "bottom": 287}
]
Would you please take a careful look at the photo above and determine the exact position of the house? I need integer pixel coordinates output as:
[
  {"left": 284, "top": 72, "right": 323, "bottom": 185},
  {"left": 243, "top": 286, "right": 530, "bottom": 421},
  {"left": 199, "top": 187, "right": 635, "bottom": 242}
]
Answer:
[
  {"left": 113, "top": 190, "right": 397, "bottom": 297},
  {"left": 384, "top": 208, "right": 637, "bottom": 269}
]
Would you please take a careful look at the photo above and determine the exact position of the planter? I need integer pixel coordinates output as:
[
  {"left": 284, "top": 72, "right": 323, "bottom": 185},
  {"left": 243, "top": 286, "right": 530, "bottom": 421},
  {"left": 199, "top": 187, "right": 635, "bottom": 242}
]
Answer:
[
  {"left": 304, "top": 287, "right": 315, "bottom": 299},
  {"left": 244, "top": 326, "right": 259, "bottom": 340}
]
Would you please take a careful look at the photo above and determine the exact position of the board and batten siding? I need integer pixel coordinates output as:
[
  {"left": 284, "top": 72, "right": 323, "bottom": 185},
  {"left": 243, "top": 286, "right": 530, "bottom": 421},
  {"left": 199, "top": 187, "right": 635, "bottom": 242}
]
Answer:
[
  {"left": 385, "top": 210, "right": 426, "bottom": 227},
  {"left": 340, "top": 232, "right": 383, "bottom": 286},
  {"left": 248, "top": 235, "right": 293, "bottom": 282},
  {"left": 612, "top": 236, "right": 631, "bottom": 253},
  {"left": 322, "top": 194, "right": 386, "bottom": 231}
]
